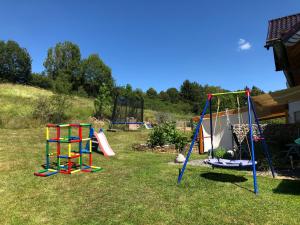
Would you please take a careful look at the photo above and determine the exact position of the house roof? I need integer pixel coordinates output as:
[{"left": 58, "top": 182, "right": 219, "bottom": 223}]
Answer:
[{"left": 266, "top": 13, "right": 300, "bottom": 47}]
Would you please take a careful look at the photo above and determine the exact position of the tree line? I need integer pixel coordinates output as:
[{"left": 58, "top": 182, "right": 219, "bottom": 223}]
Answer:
[
  {"left": 0, "top": 39, "right": 265, "bottom": 116},
  {"left": 0, "top": 40, "right": 114, "bottom": 97},
  {"left": 145, "top": 81, "right": 264, "bottom": 113}
]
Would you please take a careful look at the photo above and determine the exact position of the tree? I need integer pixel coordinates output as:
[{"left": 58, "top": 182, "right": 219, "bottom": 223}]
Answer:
[
  {"left": 134, "top": 88, "right": 144, "bottom": 98},
  {"left": 180, "top": 80, "right": 202, "bottom": 102},
  {"left": 146, "top": 87, "right": 157, "bottom": 98},
  {"left": 0, "top": 40, "right": 32, "bottom": 83},
  {"left": 251, "top": 86, "right": 265, "bottom": 96},
  {"left": 81, "top": 54, "right": 114, "bottom": 96},
  {"left": 94, "top": 83, "right": 112, "bottom": 119},
  {"left": 43, "top": 41, "right": 81, "bottom": 91},
  {"left": 158, "top": 91, "right": 169, "bottom": 101},
  {"left": 166, "top": 88, "right": 180, "bottom": 103},
  {"left": 29, "top": 73, "right": 53, "bottom": 89},
  {"left": 118, "top": 84, "right": 133, "bottom": 97},
  {"left": 52, "top": 72, "right": 73, "bottom": 94}
]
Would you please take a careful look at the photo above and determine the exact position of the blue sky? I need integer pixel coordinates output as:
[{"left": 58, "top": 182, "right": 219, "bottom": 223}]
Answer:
[{"left": 0, "top": 0, "right": 299, "bottom": 92}]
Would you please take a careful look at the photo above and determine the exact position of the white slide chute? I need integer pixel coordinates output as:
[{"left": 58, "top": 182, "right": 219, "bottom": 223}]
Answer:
[{"left": 93, "top": 130, "right": 115, "bottom": 157}]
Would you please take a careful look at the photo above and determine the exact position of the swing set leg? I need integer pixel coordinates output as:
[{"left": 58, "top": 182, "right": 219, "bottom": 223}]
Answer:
[
  {"left": 247, "top": 93, "right": 258, "bottom": 194},
  {"left": 250, "top": 98, "right": 275, "bottom": 178},
  {"left": 177, "top": 97, "right": 211, "bottom": 184}
]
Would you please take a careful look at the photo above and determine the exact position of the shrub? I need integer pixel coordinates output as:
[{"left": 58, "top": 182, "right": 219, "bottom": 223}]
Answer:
[
  {"left": 174, "top": 134, "right": 189, "bottom": 153},
  {"left": 148, "top": 122, "right": 189, "bottom": 152},
  {"left": 213, "top": 147, "right": 227, "bottom": 160},
  {"left": 32, "top": 94, "right": 70, "bottom": 123},
  {"left": 148, "top": 125, "right": 168, "bottom": 147}
]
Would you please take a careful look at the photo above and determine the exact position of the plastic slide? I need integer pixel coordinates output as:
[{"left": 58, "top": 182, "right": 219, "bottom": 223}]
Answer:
[
  {"left": 93, "top": 130, "right": 115, "bottom": 157},
  {"left": 144, "top": 123, "right": 153, "bottom": 129}
]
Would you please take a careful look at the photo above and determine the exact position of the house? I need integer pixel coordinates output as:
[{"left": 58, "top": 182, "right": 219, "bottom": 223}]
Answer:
[
  {"left": 265, "top": 13, "right": 300, "bottom": 123},
  {"left": 265, "top": 13, "right": 300, "bottom": 87}
]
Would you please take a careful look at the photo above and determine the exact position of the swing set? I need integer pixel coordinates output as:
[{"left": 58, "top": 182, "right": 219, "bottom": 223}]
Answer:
[{"left": 177, "top": 89, "right": 275, "bottom": 194}]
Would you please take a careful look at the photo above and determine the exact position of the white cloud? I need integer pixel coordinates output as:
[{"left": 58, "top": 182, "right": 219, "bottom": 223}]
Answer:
[{"left": 238, "top": 38, "right": 252, "bottom": 51}]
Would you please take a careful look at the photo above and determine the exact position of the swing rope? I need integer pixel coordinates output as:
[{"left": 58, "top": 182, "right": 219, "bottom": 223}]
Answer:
[
  {"left": 236, "top": 96, "right": 252, "bottom": 161},
  {"left": 210, "top": 97, "right": 220, "bottom": 159},
  {"left": 213, "top": 97, "right": 220, "bottom": 136}
]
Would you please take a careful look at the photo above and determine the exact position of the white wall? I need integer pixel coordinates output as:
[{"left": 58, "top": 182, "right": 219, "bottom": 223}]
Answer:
[
  {"left": 288, "top": 101, "right": 300, "bottom": 123},
  {"left": 202, "top": 111, "right": 254, "bottom": 152}
]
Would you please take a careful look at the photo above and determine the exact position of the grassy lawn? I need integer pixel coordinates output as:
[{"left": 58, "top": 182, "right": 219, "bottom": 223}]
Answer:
[{"left": 0, "top": 128, "right": 299, "bottom": 225}]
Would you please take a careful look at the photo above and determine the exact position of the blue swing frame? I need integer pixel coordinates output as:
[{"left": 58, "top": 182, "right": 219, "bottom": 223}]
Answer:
[{"left": 177, "top": 89, "right": 275, "bottom": 194}]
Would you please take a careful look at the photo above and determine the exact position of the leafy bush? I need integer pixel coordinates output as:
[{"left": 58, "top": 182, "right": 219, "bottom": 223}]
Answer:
[
  {"left": 148, "top": 122, "right": 189, "bottom": 152},
  {"left": 148, "top": 125, "right": 168, "bottom": 146},
  {"left": 213, "top": 147, "right": 227, "bottom": 160},
  {"left": 32, "top": 94, "right": 70, "bottom": 123},
  {"left": 174, "top": 134, "right": 189, "bottom": 153}
]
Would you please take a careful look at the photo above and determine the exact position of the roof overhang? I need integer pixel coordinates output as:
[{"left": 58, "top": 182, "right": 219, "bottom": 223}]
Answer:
[{"left": 192, "top": 85, "right": 300, "bottom": 122}]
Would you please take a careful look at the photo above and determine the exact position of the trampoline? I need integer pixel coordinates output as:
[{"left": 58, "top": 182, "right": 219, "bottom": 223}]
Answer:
[
  {"left": 111, "top": 95, "right": 144, "bottom": 126},
  {"left": 206, "top": 158, "right": 257, "bottom": 169}
]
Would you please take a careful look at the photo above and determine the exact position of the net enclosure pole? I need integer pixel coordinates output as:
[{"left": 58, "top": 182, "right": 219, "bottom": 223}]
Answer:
[
  {"left": 141, "top": 97, "right": 144, "bottom": 122},
  {"left": 249, "top": 97, "right": 275, "bottom": 178},
  {"left": 246, "top": 90, "right": 258, "bottom": 194},
  {"left": 178, "top": 95, "right": 211, "bottom": 184}
]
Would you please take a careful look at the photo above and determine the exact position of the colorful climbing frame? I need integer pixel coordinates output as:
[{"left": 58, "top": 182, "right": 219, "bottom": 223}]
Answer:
[{"left": 34, "top": 123, "right": 102, "bottom": 177}]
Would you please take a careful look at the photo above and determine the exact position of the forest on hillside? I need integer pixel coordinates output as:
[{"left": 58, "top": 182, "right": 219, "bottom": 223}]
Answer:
[{"left": 0, "top": 39, "right": 265, "bottom": 117}]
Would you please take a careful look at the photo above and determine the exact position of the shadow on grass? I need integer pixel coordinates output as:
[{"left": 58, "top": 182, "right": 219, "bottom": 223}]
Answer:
[
  {"left": 200, "top": 172, "right": 247, "bottom": 183},
  {"left": 200, "top": 172, "right": 254, "bottom": 193},
  {"left": 273, "top": 179, "right": 300, "bottom": 195}
]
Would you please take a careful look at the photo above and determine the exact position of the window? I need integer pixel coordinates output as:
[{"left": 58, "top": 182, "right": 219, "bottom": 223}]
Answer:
[{"left": 294, "top": 111, "right": 300, "bottom": 123}]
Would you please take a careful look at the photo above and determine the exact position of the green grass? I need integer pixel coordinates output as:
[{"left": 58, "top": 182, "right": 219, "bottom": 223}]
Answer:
[{"left": 0, "top": 128, "right": 299, "bottom": 225}]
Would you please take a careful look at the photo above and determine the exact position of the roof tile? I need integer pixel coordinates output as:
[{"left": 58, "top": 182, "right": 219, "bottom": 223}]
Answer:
[{"left": 266, "top": 13, "right": 300, "bottom": 45}]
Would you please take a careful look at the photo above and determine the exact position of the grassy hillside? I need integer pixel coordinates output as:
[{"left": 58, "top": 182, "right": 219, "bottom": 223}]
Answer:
[
  {"left": 0, "top": 83, "right": 95, "bottom": 128},
  {"left": 0, "top": 83, "right": 193, "bottom": 128},
  {"left": 144, "top": 97, "right": 193, "bottom": 120}
]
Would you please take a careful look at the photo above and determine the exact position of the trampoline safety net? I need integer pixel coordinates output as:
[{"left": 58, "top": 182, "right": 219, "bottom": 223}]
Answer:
[{"left": 111, "top": 95, "right": 144, "bottom": 124}]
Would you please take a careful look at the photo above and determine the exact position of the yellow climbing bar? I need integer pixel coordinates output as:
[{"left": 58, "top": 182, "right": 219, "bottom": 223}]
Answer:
[
  {"left": 70, "top": 169, "right": 81, "bottom": 174},
  {"left": 68, "top": 143, "right": 71, "bottom": 157},
  {"left": 82, "top": 138, "right": 91, "bottom": 141},
  {"left": 46, "top": 127, "right": 49, "bottom": 140},
  {"left": 211, "top": 90, "right": 246, "bottom": 96}
]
